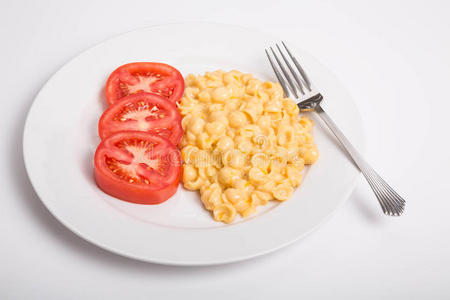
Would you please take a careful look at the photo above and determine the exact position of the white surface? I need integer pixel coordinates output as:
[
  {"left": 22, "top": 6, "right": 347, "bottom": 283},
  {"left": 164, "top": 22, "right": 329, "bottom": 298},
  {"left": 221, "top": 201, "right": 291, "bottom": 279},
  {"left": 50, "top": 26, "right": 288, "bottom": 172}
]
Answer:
[
  {"left": 23, "top": 23, "right": 364, "bottom": 265},
  {"left": 1, "top": 0, "right": 449, "bottom": 298}
]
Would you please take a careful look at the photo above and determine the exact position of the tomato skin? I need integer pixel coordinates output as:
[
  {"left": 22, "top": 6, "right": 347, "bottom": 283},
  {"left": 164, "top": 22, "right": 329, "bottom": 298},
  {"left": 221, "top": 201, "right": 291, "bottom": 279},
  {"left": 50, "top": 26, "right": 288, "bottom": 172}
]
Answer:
[
  {"left": 94, "top": 168, "right": 180, "bottom": 204},
  {"left": 105, "top": 62, "right": 184, "bottom": 105},
  {"left": 94, "top": 131, "right": 181, "bottom": 204},
  {"left": 98, "top": 93, "right": 183, "bottom": 145}
]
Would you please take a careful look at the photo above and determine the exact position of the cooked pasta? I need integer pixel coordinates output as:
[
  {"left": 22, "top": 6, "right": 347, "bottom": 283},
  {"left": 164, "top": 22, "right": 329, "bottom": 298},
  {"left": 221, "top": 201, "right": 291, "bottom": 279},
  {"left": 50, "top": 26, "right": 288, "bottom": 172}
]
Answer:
[{"left": 178, "top": 70, "right": 319, "bottom": 223}]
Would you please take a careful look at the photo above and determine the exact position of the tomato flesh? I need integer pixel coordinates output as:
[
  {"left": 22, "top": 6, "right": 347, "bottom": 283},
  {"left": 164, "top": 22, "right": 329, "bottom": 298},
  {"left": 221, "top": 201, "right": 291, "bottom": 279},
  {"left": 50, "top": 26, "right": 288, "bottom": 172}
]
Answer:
[
  {"left": 105, "top": 62, "right": 184, "bottom": 105},
  {"left": 98, "top": 93, "right": 183, "bottom": 145},
  {"left": 94, "top": 131, "right": 181, "bottom": 204}
]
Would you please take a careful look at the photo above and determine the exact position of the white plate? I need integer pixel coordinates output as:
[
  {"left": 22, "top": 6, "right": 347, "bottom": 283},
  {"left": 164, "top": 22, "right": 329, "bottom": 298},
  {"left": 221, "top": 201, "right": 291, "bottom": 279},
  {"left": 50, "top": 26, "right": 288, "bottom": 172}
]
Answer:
[{"left": 23, "top": 23, "right": 364, "bottom": 266}]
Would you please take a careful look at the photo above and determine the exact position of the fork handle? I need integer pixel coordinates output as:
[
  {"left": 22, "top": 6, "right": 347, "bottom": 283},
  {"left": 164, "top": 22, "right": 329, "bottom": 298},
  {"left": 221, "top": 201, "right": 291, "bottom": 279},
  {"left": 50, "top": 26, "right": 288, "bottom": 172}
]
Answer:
[{"left": 314, "top": 104, "right": 405, "bottom": 216}]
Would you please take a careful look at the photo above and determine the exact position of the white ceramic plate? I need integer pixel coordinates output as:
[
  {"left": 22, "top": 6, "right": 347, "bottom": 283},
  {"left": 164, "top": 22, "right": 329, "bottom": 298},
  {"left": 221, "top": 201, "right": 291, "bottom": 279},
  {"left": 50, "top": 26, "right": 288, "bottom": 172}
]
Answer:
[{"left": 23, "top": 23, "right": 364, "bottom": 266}]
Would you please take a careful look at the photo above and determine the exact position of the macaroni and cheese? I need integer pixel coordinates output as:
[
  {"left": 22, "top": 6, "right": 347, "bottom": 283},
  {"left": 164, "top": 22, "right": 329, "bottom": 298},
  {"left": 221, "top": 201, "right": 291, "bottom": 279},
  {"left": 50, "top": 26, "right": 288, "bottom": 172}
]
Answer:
[{"left": 178, "top": 70, "right": 319, "bottom": 223}]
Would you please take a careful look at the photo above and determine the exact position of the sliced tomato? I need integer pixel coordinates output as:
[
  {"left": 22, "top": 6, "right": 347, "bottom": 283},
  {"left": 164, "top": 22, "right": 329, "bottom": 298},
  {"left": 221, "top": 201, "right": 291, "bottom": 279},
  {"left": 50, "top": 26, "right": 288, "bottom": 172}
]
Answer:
[
  {"left": 94, "top": 131, "right": 181, "bottom": 204},
  {"left": 98, "top": 93, "right": 183, "bottom": 145},
  {"left": 105, "top": 62, "right": 184, "bottom": 105}
]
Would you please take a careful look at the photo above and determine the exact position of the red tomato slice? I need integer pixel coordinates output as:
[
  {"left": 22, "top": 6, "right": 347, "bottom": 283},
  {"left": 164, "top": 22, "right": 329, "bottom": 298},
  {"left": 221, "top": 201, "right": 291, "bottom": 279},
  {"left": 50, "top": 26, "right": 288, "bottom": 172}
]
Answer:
[
  {"left": 98, "top": 93, "right": 183, "bottom": 145},
  {"left": 94, "top": 131, "right": 181, "bottom": 204},
  {"left": 105, "top": 62, "right": 184, "bottom": 105}
]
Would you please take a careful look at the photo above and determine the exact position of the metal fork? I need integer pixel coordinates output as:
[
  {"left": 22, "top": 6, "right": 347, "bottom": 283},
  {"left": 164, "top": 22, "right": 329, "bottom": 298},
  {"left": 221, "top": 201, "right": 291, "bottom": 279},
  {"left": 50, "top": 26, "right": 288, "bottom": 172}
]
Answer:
[{"left": 265, "top": 42, "right": 405, "bottom": 216}]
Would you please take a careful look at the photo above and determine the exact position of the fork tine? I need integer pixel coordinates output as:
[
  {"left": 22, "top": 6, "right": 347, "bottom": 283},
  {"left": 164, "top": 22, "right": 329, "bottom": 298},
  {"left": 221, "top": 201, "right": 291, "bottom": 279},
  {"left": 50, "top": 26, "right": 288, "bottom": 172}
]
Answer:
[
  {"left": 282, "top": 41, "right": 312, "bottom": 91},
  {"left": 269, "top": 47, "right": 298, "bottom": 98},
  {"left": 265, "top": 49, "right": 290, "bottom": 97},
  {"left": 276, "top": 43, "right": 305, "bottom": 95}
]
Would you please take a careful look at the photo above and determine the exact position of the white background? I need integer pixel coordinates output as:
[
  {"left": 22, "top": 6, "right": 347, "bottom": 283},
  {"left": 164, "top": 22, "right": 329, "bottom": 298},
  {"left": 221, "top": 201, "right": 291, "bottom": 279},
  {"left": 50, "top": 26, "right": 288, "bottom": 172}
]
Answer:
[{"left": 1, "top": 0, "right": 449, "bottom": 299}]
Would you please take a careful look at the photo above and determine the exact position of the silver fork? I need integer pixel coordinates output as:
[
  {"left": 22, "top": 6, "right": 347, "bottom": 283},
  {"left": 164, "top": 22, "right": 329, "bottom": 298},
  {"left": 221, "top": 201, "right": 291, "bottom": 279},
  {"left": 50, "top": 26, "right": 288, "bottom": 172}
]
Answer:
[{"left": 265, "top": 42, "right": 405, "bottom": 216}]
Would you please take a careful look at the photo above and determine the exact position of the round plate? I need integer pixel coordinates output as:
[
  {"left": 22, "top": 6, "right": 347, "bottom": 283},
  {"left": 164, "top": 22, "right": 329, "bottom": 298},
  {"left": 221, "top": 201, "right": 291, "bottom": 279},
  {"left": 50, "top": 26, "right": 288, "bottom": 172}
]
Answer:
[{"left": 23, "top": 23, "right": 364, "bottom": 266}]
